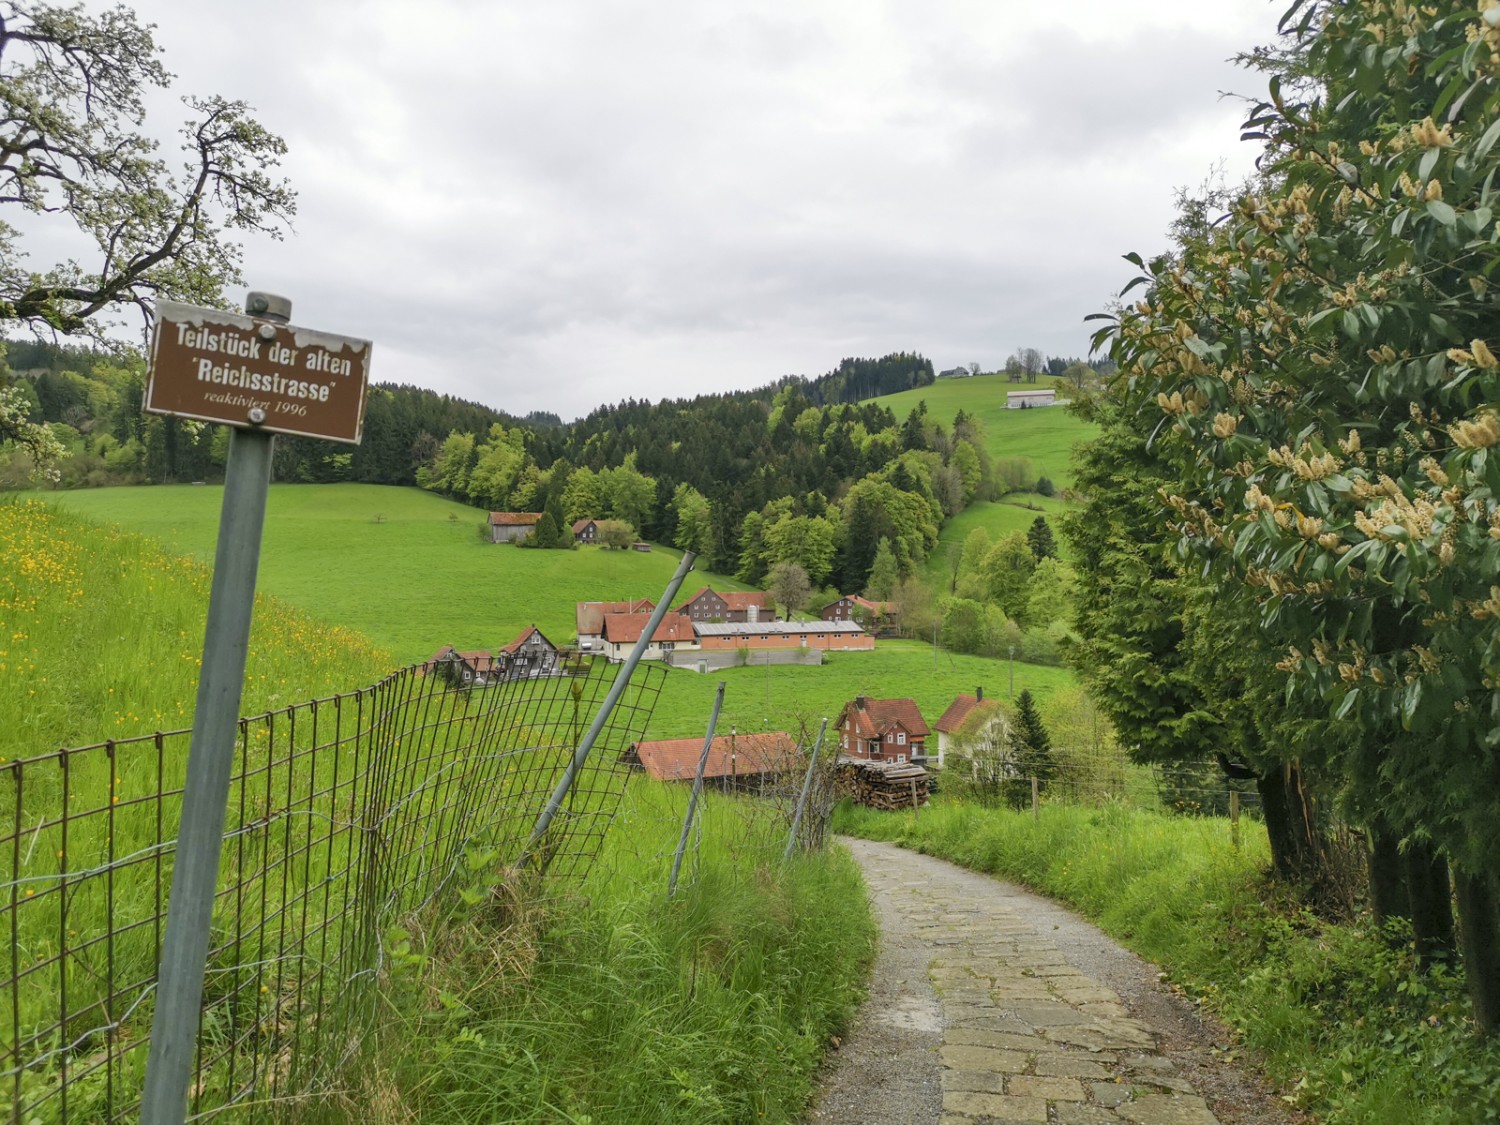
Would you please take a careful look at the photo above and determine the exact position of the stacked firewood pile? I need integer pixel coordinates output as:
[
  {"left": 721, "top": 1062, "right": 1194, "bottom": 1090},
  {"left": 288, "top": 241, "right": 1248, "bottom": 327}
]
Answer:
[{"left": 835, "top": 759, "right": 930, "bottom": 811}]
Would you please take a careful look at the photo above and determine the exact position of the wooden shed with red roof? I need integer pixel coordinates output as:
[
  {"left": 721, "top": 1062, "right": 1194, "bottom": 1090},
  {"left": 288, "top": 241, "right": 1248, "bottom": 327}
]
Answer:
[
  {"left": 624, "top": 731, "right": 798, "bottom": 791},
  {"left": 834, "top": 695, "right": 930, "bottom": 764}
]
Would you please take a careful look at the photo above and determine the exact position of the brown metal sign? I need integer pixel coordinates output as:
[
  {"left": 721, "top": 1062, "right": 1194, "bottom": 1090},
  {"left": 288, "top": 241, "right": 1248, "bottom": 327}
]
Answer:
[{"left": 146, "top": 299, "right": 372, "bottom": 444}]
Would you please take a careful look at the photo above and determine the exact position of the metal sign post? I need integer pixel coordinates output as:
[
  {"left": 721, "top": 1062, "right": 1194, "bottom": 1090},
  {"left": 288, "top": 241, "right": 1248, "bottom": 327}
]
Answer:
[{"left": 140, "top": 292, "right": 370, "bottom": 1125}]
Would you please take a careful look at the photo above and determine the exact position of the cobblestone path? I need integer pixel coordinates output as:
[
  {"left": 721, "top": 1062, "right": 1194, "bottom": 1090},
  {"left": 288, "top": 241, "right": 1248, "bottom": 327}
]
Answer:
[{"left": 813, "top": 838, "right": 1294, "bottom": 1125}]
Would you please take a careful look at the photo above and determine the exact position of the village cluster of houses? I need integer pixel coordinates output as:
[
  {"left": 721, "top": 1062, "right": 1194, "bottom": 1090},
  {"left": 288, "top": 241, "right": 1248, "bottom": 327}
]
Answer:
[
  {"left": 576, "top": 587, "right": 893, "bottom": 664},
  {"left": 624, "top": 688, "right": 1000, "bottom": 792},
  {"left": 423, "top": 587, "right": 902, "bottom": 686}
]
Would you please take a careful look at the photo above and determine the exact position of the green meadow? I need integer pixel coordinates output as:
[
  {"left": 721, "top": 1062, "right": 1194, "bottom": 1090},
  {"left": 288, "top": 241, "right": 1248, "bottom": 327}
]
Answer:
[
  {"left": 872, "top": 374, "right": 1096, "bottom": 490},
  {"left": 51, "top": 484, "right": 756, "bottom": 666},
  {"left": 641, "top": 641, "right": 1075, "bottom": 742},
  {"left": 923, "top": 496, "right": 1074, "bottom": 588}
]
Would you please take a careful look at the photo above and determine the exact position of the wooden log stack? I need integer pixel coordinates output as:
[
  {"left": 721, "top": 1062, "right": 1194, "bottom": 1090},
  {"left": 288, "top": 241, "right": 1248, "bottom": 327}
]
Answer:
[{"left": 836, "top": 759, "right": 930, "bottom": 811}]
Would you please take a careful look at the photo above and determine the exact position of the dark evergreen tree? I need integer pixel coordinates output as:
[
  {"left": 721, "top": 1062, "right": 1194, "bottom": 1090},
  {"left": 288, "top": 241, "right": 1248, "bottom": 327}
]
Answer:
[
  {"left": 1005, "top": 689, "right": 1053, "bottom": 809},
  {"left": 1026, "top": 516, "right": 1057, "bottom": 561}
]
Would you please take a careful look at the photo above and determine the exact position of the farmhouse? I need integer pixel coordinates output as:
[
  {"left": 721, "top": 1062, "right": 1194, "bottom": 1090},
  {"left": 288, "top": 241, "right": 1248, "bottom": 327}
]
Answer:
[
  {"left": 488, "top": 511, "right": 543, "bottom": 543},
  {"left": 933, "top": 689, "right": 1004, "bottom": 768},
  {"left": 572, "top": 518, "right": 600, "bottom": 544},
  {"left": 624, "top": 730, "right": 798, "bottom": 791},
  {"left": 1005, "top": 388, "right": 1056, "bottom": 409},
  {"left": 422, "top": 646, "right": 500, "bottom": 688},
  {"left": 821, "top": 594, "right": 898, "bottom": 633},
  {"left": 497, "top": 625, "right": 563, "bottom": 679},
  {"left": 675, "top": 586, "right": 775, "bottom": 623},
  {"left": 938, "top": 366, "right": 972, "bottom": 378},
  {"left": 600, "top": 612, "right": 697, "bottom": 662},
  {"left": 835, "top": 695, "right": 930, "bottom": 764},
  {"left": 694, "top": 620, "right": 872, "bottom": 653},
  {"left": 575, "top": 598, "right": 655, "bottom": 649}
]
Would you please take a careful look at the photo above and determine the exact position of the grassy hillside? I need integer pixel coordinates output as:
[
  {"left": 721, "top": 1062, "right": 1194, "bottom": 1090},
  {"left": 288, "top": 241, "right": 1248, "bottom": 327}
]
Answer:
[
  {"left": 871, "top": 374, "right": 1096, "bottom": 490},
  {"left": 52, "top": 484, "right": 756, "bottom": 665},
  {"left": 2, "top": 497, "right": 391, "bottom": 751},
  {"left": 922, "top": 496, "right": 1073, "bottom": 588}
]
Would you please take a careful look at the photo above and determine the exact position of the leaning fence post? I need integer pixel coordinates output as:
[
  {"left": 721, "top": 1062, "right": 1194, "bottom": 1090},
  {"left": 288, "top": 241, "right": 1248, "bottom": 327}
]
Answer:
[
  {"left": 1031, "top": 776, "right": 1040, "bottom": 822},
  {"left": 783, "top": 719, "right": 828, "bottom": 860},
  {"left": 524, "top": 551, "right": 696, "bottom": 869},
  {"left": 668, "top": 682, "right": 725, "bottom": 899}
]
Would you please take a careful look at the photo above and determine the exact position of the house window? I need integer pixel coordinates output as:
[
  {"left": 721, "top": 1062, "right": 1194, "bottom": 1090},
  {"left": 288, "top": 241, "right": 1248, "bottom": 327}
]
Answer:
[
  {"left": 897, "top": 754, "right": 906, "bottom": 763},
  {"left": 897, "top": 732, "right": 905, "bottom": 745}
]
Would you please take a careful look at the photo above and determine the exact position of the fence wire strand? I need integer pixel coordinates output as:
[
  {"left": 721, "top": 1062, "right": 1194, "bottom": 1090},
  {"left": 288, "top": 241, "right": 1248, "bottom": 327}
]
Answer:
[{"left": 1, "top": 657, "right": 663, "bottom": 1122}]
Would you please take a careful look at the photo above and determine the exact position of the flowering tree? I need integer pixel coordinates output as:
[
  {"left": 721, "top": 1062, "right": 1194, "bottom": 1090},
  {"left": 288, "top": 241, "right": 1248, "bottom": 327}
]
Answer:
[{"left": 1096, "top": 0, "right": 1500, "bottom": 1030}]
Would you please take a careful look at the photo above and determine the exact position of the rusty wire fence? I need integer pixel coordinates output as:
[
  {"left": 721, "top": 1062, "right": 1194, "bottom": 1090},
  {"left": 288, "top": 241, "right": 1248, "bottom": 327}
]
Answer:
[{"left": 1, "top": 657, "right": 664, "bottom": 1123}]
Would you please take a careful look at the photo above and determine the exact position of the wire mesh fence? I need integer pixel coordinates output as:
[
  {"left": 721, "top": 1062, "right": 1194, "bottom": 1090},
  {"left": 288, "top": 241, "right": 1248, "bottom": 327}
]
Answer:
[{"left": 1, "top": 657, "right": 664, "bottom": 1123}]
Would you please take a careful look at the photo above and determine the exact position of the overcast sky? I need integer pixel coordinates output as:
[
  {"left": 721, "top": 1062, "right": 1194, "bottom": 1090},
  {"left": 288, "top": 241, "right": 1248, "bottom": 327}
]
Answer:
[{"left": 77, "top": 0, "right": 1285, "bottom": 421}]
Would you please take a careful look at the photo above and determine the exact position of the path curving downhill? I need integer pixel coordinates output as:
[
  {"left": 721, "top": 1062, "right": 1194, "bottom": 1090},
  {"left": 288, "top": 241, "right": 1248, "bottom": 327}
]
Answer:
[{"left": 811, "top": 838, "right": 1304, "bottom": 1125}]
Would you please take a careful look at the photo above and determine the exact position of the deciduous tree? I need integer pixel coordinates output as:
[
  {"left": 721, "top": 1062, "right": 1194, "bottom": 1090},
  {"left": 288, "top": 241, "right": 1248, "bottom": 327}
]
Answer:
[{"left": 1, "top": 2, "right": 295, "bottom": 335}]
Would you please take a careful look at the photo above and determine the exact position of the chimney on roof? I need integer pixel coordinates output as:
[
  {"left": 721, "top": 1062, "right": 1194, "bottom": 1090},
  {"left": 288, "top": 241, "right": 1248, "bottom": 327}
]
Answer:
[
  {"left": 976, "top": 686, "right": 983, "bottom": 702},
  {"left": 855, "top": 695, "right": 867, "bottom": 710}
]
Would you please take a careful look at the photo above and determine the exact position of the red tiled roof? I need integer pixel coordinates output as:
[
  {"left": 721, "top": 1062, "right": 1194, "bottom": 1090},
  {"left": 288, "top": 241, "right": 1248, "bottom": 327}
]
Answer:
[
  {"left": 629, "top": 732, "right": 798, "bottom": 781},
  {"left": 839, "top": 697, "right": 930, "bottom": 739},
  {"left": 935, "top": 695, "right": 981, "bottom": 733},
  {"left": 601, "top": 612, "right": 696, "bottom": 645},
  {"left": 489, "top": 511, "right": 542, "bottom": 526},
  {"left": 500, "top": 625, "right": 557, "bottom": 655},
  {"left": 572, "top": 518, "right": 597, "bottom": 533},
  {"left": 576, "top": 599, "right": 655, "bottom": 636},
  {"left": 421, "top": 644, "right": 456, "bottom": 673},
  {"left": 722, "top": 590, "right": 773, "bottom": 611}
]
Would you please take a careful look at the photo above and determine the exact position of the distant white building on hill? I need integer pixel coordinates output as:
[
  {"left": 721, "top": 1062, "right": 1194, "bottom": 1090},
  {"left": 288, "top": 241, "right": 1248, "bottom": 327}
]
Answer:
[{"left": 1006, "top": 388, "right": 1056, "bottom": 409}]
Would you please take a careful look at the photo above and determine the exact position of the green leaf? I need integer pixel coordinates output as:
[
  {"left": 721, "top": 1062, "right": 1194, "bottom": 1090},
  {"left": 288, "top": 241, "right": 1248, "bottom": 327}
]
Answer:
[
  {"left": 1475, "top": 115, "right": 1500, "bottom": 162},
  {"left": 1427, "top": 199, "right": 1457, "bottom": 228},
  {"left": 1419, "top": 146, "right": 1440, "bottom": 182},
  {"left": 1336, "top": 688, "right": 1360, "bottom": 720}
]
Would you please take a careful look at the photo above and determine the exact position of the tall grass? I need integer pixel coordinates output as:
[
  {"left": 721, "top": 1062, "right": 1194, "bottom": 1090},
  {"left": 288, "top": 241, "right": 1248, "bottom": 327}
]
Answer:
[
  {"left": 365, "top": 780, "right": 876, "bottom": 1124},
  {"left": 2, "top": 496, "right": 392, "bottom": 753},
  {"left": 836, "top": 798, "right": 1500, "bottom": 1124}
]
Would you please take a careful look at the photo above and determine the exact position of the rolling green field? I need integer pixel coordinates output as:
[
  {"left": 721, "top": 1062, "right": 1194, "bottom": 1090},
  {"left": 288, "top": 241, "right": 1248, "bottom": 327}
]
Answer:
[
  {"left": 51, "top": 484, "right": 756, "bottom": 665},
  {"left": 923, "top": 496, "right": 1073, "bottom": 588},
  {"left": 872, "top": 374, "right": 1096, "bottom": 490},
  {"left": 639, "top": 640, "right": 1075, "bottom": 741}
]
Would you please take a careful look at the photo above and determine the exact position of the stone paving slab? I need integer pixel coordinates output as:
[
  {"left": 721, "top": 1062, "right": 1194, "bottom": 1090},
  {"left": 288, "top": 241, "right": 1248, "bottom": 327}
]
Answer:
[{"left": 876, "top": 840, "right": 1225, "bottom": 1125}]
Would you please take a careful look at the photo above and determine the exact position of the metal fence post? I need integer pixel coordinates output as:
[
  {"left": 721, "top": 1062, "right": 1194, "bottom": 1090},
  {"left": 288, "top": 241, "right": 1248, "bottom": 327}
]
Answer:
[
  {"left": 783, "top": 719, "right": 828, "bottom": 860},
  {"left": 141, "top": 293, "right": 287, "bottom": 1125},
  {"left": 525, "top": 551, "right": 695, "bottom": 867},
  {"left": 668, "top": 682, "right": 725, "bottom": 899}
]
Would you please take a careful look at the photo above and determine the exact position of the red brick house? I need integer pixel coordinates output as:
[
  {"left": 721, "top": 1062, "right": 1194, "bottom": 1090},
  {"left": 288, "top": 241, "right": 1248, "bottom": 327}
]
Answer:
[
  {"left": 624, "top": 730, "right": 798, "bottom": 790},
  {"left": 835, "top": 695, "right": 930, "bottom": 764},
  {"left": 694, "top": 621, "right": 872, "bottom": 652},
  {"left": 675, "top": 586, "right": 775, "bottom": 623},
  {"left": 489, "top": 511, "right": 543, "bottom": 543}
]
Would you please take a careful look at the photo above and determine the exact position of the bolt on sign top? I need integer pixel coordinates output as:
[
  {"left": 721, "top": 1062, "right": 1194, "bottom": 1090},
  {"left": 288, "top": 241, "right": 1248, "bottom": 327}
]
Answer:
[{"left": 146, "top": 299, "right": 373, "bottom": 444}]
